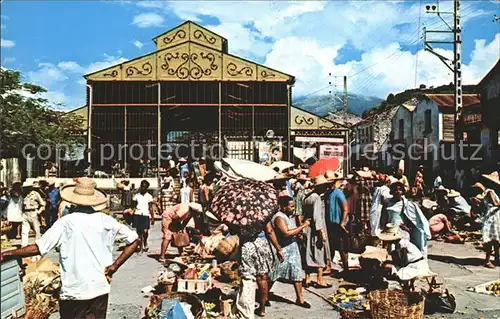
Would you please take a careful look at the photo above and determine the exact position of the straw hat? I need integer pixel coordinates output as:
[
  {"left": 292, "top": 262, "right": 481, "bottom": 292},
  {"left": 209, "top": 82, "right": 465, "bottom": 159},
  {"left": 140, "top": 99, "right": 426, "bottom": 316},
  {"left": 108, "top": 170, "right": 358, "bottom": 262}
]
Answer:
[
  {"left": 447, "top": 189, "right": 461, "bottom": 198},
  {"left": 267, "top": 174, "right": 291, "bottom": 183},
  {"left": 60, "top": 177, "right": 107, "bottom": 206},
  {"left": 422, "top": 198, "right": 438, "bottom": 210},
  {"left": 471, "top": 182, "right": 486, "bottom": 192},
  {"left": 435, "top": 185, "right": 449, "bottom": 194},
  {"left": 22, "top": 181, "right": 40, "bottom": 188},
  {"left": 356, "top": 167, "right": 373, "bottom": 179},
  {"left": 313, "top": 175, "right": 334, "bottom": 188},
  {"left": 325, "top": 170, "right": 344, "bottom": 188},
  {"left": 482, "top": 171, "right": 500, "bottom": 186},
  {"left": 377, "top": 223, "right": 402, "bottom": 241}
]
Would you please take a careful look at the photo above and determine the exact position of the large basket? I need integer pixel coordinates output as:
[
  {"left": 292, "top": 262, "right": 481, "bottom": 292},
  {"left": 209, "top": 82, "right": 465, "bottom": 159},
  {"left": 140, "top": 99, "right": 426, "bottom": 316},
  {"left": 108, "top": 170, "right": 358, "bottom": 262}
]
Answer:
[{"left": 368, "top": 289, "right": 425, "bottom": 319}]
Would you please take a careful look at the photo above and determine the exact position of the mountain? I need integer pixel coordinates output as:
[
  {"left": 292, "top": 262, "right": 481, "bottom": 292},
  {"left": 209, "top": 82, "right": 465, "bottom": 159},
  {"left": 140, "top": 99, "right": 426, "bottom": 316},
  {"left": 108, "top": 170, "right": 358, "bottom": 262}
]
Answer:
[{"left": 293, "top": 94, "right": 383, "bottom": 117}]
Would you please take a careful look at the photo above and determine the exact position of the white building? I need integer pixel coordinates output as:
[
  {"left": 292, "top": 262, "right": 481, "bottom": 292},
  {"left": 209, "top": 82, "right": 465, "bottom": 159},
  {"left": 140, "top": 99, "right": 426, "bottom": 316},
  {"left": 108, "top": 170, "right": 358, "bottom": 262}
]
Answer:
[{"left": 387, "top": 94, "right": 480, "bottom": 177}]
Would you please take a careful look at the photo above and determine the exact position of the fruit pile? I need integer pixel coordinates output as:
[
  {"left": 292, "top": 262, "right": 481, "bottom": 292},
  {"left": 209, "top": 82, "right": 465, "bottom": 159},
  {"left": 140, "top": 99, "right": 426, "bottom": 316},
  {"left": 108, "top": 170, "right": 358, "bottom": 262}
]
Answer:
[
  {"left": 486, "top": 281, "right": 500, "bottom": 296},
  {"left": 329, "top": 288, "right": 368, "bottom": 311}
]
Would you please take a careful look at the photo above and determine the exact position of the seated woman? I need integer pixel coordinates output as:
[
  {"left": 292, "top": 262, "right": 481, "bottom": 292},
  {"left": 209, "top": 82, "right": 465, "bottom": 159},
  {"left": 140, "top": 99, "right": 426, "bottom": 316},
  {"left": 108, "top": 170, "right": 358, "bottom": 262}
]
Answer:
[{"left": 381, "top": 237, "right": 433, "bottom": 290}]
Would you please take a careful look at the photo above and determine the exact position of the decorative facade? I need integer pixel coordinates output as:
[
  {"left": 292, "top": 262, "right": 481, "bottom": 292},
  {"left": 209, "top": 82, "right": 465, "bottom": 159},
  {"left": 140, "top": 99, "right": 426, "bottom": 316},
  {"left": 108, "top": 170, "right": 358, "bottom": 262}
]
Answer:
[{"left": 85, "top": 21, "right": 295, "bottom": 174}]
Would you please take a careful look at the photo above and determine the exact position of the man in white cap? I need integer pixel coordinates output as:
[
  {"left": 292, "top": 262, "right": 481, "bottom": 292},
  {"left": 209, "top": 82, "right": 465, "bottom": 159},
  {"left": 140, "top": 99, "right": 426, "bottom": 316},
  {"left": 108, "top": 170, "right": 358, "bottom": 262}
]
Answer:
[
  {"left": 22, "top": 181, "right": 45, "bottom": 247},
  {"left": 0, "top": 177, "right": 139, "bottom": 319}
]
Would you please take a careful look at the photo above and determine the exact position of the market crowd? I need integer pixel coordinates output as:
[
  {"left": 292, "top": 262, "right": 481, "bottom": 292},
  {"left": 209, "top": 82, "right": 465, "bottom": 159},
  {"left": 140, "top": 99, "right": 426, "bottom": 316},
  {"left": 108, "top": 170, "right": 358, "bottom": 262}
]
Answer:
[{"left": 1, "top": 157, "right": 499, "bottom": 319}]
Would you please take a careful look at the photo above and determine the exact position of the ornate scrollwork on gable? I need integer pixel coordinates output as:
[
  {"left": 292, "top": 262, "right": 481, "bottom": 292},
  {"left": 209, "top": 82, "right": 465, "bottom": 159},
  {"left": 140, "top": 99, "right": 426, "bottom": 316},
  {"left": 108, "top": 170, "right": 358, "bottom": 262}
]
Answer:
[
  {"left": 260, "top": 69, "right": 276, "bottom": 79},
  {"left": 103, "top": 70, "right": 119, "bottom": 78},
  {"left": 190, "top": 52, "right": 219, "bottom": 79},
  {"left": 125, "top": 62, "right": 153, "bottom": 76},
  {"left": 227, "top": 62, "right": 253, "bottom": 77},
  {"left": 160, "top": 52, "right": 190, "bottom": 80},
  {"left": 294, "top": 115, "right": 315, "bottom": 126},
  {"left": 193, "top": 29, "right": 217, "bottom": 45},
  {"left": 163, "top": 29, "right": 187, "bottom": 45}
]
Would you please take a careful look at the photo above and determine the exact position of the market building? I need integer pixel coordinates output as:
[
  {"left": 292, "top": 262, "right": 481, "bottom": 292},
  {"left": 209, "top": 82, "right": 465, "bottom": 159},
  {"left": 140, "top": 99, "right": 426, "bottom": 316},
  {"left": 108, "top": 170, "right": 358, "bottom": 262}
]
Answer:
[{"left": 84, "top": 21, "right": 295, "bottom": 174}]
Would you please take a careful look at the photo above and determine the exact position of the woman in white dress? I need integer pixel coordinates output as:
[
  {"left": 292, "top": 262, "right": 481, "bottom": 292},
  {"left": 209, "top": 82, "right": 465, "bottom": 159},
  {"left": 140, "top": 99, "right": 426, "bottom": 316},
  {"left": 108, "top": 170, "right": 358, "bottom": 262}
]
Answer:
[
  {"left": 5, "top": 183, "right": 23, "bottom": 239},
  {"left": 180, "top": 178, "right": 193, "bottom": 204}
]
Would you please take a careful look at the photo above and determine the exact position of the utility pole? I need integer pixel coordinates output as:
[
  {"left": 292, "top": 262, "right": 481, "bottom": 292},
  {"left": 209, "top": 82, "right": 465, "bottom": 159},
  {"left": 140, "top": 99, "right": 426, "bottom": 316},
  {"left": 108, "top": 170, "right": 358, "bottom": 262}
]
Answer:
[
  {"left": 424, "top": 0, "right": 462, "bottom": 170},
  {"left": 343, "top": 75, "right": 348, "bottom": 112}
]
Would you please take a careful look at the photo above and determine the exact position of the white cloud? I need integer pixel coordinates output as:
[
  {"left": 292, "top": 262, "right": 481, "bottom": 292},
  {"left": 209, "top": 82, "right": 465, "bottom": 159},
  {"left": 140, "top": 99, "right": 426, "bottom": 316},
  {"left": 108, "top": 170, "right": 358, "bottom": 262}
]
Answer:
[
  {"left": 133, "top": 40, "right": 144, "bottom": 49},
  {"left": 57, "top": 61, "right": 85, "bottom": 73},
  {"left": 264, "top": 33, "right": 500, "bottom": 98},
  {"left": 85, "top": 54, "right": 128, "bottom": 74},
  {"left": 24, "top": 54, "right": 128, "bottom": 109},
  {"left": 132, "top": 12, "right": 164, "bottom": 28},
  {"left": 207, "top": 23, "right": 272, "bottom": 58},
  {"left": 1, "top": 38, "right": 15, "bottom": 48},
  {"left": 28, "top": 63, "right": 69, "bottom": 89}
]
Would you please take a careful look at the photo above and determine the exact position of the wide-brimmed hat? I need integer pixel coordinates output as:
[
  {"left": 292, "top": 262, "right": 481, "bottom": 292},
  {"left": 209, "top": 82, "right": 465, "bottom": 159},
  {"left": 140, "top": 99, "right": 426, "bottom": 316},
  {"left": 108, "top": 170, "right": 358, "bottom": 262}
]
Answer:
[
  {"left": 422, "top": 198, "right": 437, "bottom": 210},
  {"left": 355, "top": 167, "right": 374, "bottom": 179},
  {"left": 447, "top": 189, "right": 461, "bottom": 198},
  {"left": 22, "top": 181, "right": 40, "bottom": 188},
  {"left": 60, "top": 177, "right": 107, "bottom": 206},
  {"left": 267, "top": 174, "right": 291, "bottom": 183},
  {"left": 482, "top": 171, "right": 500, "bottom": 186},
  {"left": 179, "top": 157, "right": 187, "bottom": 162},
  {"left": 377, "top": 223, "right": 402, "bottom": 241},
  {"left": 313, "top": 175, "right": 334, "bottom": 188},
  {"left": 471, "top": 182, "right": 486, "bottom": 192},
  {"left": 435, "top": 185, "right": 449, "bottom": 194}
]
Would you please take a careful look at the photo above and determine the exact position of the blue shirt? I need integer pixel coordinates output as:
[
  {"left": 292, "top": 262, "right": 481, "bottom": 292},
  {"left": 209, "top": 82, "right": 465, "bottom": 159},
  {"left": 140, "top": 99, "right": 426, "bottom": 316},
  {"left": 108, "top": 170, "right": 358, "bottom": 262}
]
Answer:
[
  {"left": 48, "top": 188, "right": 60, "bottom": 209},
  {"left": 180, "top": 164, "right": 189, "bottom": 179},
  {"left": 286, "top": 180, "right": 294, "bottom": 200},
  {"left": 326, "top": 188, "right": 347, "bottom": 225}
]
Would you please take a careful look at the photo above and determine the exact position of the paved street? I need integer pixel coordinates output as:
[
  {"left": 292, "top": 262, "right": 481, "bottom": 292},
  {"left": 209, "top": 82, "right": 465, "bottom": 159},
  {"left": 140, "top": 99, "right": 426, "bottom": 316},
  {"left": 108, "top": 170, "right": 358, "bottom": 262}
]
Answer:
[{"left": 44, "top": 222, "right": 500, "bottom": 319}]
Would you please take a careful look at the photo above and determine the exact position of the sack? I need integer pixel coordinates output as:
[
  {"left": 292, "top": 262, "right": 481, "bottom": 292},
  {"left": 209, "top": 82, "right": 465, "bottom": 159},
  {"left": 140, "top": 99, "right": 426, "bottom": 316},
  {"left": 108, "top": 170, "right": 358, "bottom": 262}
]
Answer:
[
  {"left": 172, "top": 230, "right": 190, "bottom": 248},
  {"left": 424, "top": 289, "right": 456, "bottom": 314}
]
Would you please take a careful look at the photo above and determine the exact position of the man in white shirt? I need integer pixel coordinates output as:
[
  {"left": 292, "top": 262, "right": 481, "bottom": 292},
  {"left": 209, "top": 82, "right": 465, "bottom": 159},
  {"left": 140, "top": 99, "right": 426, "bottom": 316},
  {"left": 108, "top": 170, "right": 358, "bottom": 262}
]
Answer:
[
  {"left": 0, "top": 177, "right": 139, "bottom": 319},
  {"left": 132, "top": 180, "right": 155, "bottom": 252}
]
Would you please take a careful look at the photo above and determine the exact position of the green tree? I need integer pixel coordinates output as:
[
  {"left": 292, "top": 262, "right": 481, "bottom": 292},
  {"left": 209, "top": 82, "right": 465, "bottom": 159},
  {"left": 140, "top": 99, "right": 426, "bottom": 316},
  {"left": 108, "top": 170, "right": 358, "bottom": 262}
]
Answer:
[{"left": 0, "top": 68, "right": 85, "bottom": 159}]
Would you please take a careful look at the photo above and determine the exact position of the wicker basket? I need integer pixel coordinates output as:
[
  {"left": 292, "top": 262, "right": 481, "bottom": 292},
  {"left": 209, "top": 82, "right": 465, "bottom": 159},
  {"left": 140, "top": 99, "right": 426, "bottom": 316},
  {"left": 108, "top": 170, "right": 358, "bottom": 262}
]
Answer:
[
  {"left": 216, "top": 235, "right": 239, "bottom": 256},
  {"left": 368, "top": 289, "right": 425, "bottom": 319}
]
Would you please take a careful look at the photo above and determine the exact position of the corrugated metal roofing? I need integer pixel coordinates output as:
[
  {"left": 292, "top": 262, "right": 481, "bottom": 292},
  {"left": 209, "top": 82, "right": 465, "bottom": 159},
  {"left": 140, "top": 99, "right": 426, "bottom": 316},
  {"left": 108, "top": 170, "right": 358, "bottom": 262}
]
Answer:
[{"left": 424, "top": 94, "right": 480, "bottom": 108}]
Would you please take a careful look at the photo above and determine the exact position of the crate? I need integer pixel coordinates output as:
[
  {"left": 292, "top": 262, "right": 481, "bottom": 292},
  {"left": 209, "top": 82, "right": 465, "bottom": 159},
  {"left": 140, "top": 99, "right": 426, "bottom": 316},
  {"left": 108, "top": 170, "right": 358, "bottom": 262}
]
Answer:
[{"left": 176, "top": 277, "right": 211, "bottom": 294}]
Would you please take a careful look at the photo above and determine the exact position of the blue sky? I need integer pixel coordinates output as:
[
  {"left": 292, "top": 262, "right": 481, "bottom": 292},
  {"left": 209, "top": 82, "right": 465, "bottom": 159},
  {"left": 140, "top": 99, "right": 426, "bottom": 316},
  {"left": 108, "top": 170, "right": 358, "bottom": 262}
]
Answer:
[{"left": 1, "top": 0, "right": 498, "bottom": 110}]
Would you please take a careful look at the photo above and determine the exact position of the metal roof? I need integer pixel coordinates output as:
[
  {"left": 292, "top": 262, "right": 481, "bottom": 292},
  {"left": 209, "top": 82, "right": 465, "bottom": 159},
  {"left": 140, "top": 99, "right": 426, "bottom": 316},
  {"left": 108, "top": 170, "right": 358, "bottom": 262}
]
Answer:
[{"left": 424, "top": 94, "right": 480, "bottom": 108}]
